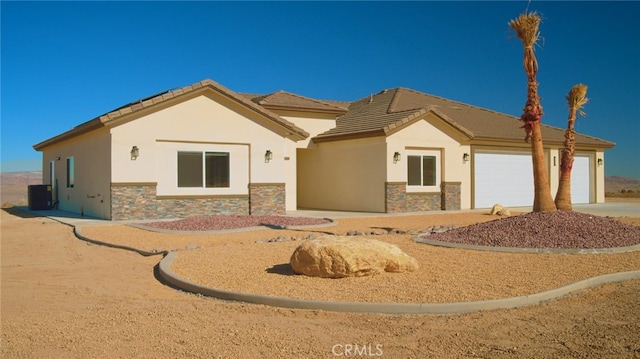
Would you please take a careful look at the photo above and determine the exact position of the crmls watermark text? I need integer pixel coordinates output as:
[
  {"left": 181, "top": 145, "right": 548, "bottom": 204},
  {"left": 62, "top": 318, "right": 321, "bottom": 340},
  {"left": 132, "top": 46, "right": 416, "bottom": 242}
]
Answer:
[{"left": 332, "top": 343, "right": 383, "bottom": 357}]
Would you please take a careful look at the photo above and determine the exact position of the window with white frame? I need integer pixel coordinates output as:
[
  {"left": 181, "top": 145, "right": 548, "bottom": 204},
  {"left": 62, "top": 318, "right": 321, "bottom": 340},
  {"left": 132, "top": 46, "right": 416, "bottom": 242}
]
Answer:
[
  {"left": 177, "top": 151, "right": 230, "bottom": 188},
  {"left": 407, "top": 151, "right": 440, "bottom": 191},
  {"left": 66, "top": 157, "right": 75, "bottom": 188}
]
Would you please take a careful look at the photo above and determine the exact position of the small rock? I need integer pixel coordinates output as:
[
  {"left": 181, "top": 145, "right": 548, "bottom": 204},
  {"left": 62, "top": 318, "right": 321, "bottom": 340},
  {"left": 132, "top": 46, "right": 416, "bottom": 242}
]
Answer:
[
  {"left": 490, "top": 204, "right": 504, "bottom": 215},
  {"left": 496, "top": 208, "right": 511, "bottom": 216}
]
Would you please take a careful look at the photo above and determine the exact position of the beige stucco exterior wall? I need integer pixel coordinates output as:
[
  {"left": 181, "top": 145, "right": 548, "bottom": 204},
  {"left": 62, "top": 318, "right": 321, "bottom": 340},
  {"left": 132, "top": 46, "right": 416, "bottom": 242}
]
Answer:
[
  {"left": 297, "top": 137, "right": 387, "bottom": 212},
  {"left": 387, "top": 115, "right": 472, "bottom": 210},
  {"left": 109, "top": 92, "right": 300, "bottom": 210},
  {"left": 273, "top": 110, "right": 341, "bottom": 209},
  {"left": 549, "top": 147, "right": 560, "bottom": 197},
  {"left": 40, "top": 128, "right": 112, "bottom": 219},
  {"left": 278, "top": 111, "right": 337, "bottom": 149},
  {"left": 595, "top": 150, "right": 605, "bottom": 203}
]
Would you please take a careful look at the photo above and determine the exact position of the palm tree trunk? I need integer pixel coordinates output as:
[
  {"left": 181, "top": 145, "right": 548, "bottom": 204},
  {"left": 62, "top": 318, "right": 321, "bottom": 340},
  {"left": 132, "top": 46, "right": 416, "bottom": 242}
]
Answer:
[
  {"left": 555, "top": 117, "right": 576, "bottom": 210},
  {"left": 510, "top": 12, "right": 556, "bottom": 213},
  {"left": 524, "top": 77, "right": 556, "bottom": 213},
  {"left": 555, "top": 84, "right": 588, "bottom": 211}
]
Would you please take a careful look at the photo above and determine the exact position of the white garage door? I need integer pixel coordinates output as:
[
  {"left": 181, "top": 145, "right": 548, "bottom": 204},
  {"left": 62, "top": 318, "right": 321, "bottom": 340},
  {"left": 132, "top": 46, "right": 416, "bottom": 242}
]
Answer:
[
  {"left": 571, "top": 155, "right": 591, "bottom": 204},
  {"left": 474, "top": 152, "right": 534, "bottom": 208}
]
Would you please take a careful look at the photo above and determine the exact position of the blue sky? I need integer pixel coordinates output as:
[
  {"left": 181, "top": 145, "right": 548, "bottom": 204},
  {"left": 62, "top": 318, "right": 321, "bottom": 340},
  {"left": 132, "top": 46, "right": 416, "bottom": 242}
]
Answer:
[{"left": 2, "top": 1, "right": 639, "bottom": 178}]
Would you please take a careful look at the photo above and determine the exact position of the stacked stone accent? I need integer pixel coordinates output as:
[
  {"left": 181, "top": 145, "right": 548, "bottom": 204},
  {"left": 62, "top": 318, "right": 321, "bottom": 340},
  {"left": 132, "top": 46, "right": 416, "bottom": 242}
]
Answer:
[
  {"left": 385, "top": 182, "right": 407, "bottom": 213},
  {"left": 110, "top": 182, "right": 250, "bottom": 220},
  {"left": 111, "top": 183, "right": 157, "bottom": 220},
  {"left": 249, "top": 183, "right": 285, "bottom": 215},
  {"left": 406, "top": 192, "right": 441, "bottom": 212},
  {"left": 441, "top": 182, "right": 461, "bottom": 211},
  {"left": 156, "top": 196, "right": 249, "bottom": 218}
]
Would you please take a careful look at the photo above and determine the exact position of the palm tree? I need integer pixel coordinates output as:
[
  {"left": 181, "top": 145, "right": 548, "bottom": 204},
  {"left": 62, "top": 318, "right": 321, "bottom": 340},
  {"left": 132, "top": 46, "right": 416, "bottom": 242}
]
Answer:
[
  {"left": 509, "top": 12, "right": 557, "bottom": 212},
  {"left": 555, "top": 84, "right": 589, "bottom": 210}
]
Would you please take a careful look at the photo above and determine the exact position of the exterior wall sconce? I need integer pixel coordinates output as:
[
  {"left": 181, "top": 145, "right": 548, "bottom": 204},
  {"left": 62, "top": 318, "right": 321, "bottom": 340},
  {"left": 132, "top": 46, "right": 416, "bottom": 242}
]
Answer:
[
  {"left": 130, "top": 146, "right": 139, "bottom": 160},
  {"left": 393, "top": 152, "right": 401, "bottom": 164},
  {"left": 597, "top": 158, "right": 603, "bottom": 166},
  {"left": 463, "top": 153, "right": 470, "bottom": 163},
  {"left": 265, "top": 150, "right": 273, "bottom": 163},
  {"left": 553, "top": 156, "right": 557, "bottom": 166}
]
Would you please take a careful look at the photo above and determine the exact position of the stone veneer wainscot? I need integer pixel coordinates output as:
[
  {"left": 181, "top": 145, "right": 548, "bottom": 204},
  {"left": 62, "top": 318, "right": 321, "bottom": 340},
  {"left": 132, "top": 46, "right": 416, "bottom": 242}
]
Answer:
[
  {"left": 111, "top": 182, "right": 157, "bottom": 220},
  {"left": 110, "top": 182, "right": 285, "bottom": 220},
  {"left": 386, "top": 181, "right": 459, "bottom": 213},
  {"left": 441, "top": 182, "right": 461, "bottom": 211},
  {"left": 249, "top": 183, "right": 285, "bottom": 215}
]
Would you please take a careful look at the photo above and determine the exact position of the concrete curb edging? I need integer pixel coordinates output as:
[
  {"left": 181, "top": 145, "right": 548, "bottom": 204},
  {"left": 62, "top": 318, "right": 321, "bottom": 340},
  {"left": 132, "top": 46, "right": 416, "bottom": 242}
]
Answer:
[
  {"left": 158, "top": 251, "right": 640, "bottom": 315},
  {"left": 413, "top": 237, "right": 640, "bottom": 254},
  {"left": 74, "top": 227, "right": 168, "bottom": 257}
]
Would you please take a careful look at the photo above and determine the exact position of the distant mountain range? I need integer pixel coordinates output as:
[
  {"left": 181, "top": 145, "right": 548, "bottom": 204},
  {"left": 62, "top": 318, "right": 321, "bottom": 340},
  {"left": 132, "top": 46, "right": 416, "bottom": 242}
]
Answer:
[
  {"left": 605, "top": 176, "right": 640, "bottom": 194},
  {"left": 1, "top": 171, "right": 43, "bottom": 206}
]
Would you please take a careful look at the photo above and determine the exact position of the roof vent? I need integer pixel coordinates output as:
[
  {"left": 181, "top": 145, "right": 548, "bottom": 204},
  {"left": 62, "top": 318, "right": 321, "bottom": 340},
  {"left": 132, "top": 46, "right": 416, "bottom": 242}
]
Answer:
[{"left": 369, "top": 93, "right": 373, "bottom": 103}]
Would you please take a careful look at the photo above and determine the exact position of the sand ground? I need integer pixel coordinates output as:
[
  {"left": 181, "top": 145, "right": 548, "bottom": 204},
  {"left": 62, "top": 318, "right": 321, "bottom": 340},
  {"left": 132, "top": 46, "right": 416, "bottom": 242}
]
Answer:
[{"left": 2, "top": 208, "right": 639, "bottom": 358}]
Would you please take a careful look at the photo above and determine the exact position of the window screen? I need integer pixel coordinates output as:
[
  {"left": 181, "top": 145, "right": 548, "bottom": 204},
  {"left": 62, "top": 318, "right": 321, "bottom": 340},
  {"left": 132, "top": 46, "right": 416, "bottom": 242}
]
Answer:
[
  {"left": 205, "top": 152, "right": 230, "bottom": 188},
  {"left": 178, "top": 151, "right": 203, "bottom": 187}
]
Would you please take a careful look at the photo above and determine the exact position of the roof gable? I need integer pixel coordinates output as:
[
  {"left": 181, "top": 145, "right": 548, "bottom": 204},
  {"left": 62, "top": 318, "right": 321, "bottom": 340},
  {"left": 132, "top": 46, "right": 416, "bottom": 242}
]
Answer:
[{"left": 34, "top": 79, "right": 310, "bottom": 150}]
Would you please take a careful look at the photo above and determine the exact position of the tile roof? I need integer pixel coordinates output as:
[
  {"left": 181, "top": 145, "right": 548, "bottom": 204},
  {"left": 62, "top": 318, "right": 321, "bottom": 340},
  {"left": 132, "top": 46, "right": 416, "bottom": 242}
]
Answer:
[
  {"left": 313, "top": 87, "right": 615, "bottom": 148},
  {"left": 241, "top": 91, "right": 349, "bottom": 114},
  {"left": 34, "top": 80, "right": 614, "bottom": 151}
]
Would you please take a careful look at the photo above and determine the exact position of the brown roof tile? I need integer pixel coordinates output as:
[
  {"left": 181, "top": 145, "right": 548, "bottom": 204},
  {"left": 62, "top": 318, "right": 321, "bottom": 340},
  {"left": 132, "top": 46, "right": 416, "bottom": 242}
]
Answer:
[
  {"left": 314, "top": 87, "right": 614, "bottom": 148},
  {"left": 242, "top": 91, "right": 349, "bottom": 114},
  {"left": 34, "top": 81, "right": 614, "bottom": 151}
]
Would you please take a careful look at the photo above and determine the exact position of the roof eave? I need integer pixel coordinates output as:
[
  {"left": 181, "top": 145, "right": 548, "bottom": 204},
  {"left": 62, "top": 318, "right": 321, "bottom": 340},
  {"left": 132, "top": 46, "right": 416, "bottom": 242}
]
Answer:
[
  {"left": 33, "top": 118, "right": 106, "bottom": 151},
  {"left": 312, "top": 129, "right": 386, "bottom": 143},
  {"left": 382, "top": 108, "right": 475, "bottom": 140},
  {"left": 261, "top": 104, "right": 348, "bottom": 115},
  {"left": 471, "top": 136, "right": 616, "bottom": 149}
]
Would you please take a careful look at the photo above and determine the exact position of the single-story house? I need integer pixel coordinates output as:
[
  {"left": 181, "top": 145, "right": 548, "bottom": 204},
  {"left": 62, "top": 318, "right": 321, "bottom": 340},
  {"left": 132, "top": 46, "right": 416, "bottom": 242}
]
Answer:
[{"left": 33, "top": 79, "right": 614, "bottom": 220}]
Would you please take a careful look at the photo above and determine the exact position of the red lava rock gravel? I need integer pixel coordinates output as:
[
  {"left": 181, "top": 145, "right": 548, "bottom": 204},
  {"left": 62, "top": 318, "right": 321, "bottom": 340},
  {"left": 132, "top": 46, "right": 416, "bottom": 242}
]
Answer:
[
  {"left": 145, "top": 215, "right": 332, "bottom": 231},
  {"left": 420, "top": 211, "right": 640, "bottom": 249}
]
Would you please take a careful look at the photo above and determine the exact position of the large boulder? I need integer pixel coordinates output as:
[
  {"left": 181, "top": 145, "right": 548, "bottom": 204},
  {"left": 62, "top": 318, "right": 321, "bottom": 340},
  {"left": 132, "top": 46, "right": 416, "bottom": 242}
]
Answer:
[{"left": 289, "top": 235, "right": 419, "bottom": 278}]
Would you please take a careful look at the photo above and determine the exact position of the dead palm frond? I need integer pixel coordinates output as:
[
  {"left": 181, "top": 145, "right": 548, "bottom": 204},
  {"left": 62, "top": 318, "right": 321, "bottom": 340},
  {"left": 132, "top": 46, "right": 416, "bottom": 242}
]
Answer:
[
  {"left": 509, "top": 12, "right": 542, "bottom": 78},
  {"left": 566, "top": 83, "right": 589, "bottom": 117},
  {"left": 509, "top": 12, "right": 543, "bottom": 143}
]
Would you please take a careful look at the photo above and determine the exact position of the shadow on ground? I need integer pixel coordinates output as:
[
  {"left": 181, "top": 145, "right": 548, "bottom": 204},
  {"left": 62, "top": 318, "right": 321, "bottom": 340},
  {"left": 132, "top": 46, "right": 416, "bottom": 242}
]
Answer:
[
  {"left": 266, "top": 263, "right": 296, "bottom": 276},
  {"left": 1, "top": 206, "right": 43, "bottom": 219}
]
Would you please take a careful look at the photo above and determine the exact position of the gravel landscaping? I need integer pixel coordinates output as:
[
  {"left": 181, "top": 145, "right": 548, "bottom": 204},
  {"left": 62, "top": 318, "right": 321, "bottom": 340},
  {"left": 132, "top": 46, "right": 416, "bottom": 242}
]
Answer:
[
  {"left": 4, "top": 208, "right": 640, "bottom": 358},
  {"left": 419, "top": 210, "right": 640, "bottom": 249},
  {"left": 78, "top": 211, "right": 640, "bottom": 305},
  {"left": 144, "top": 215, "right": 332, "bottom": 231}
]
